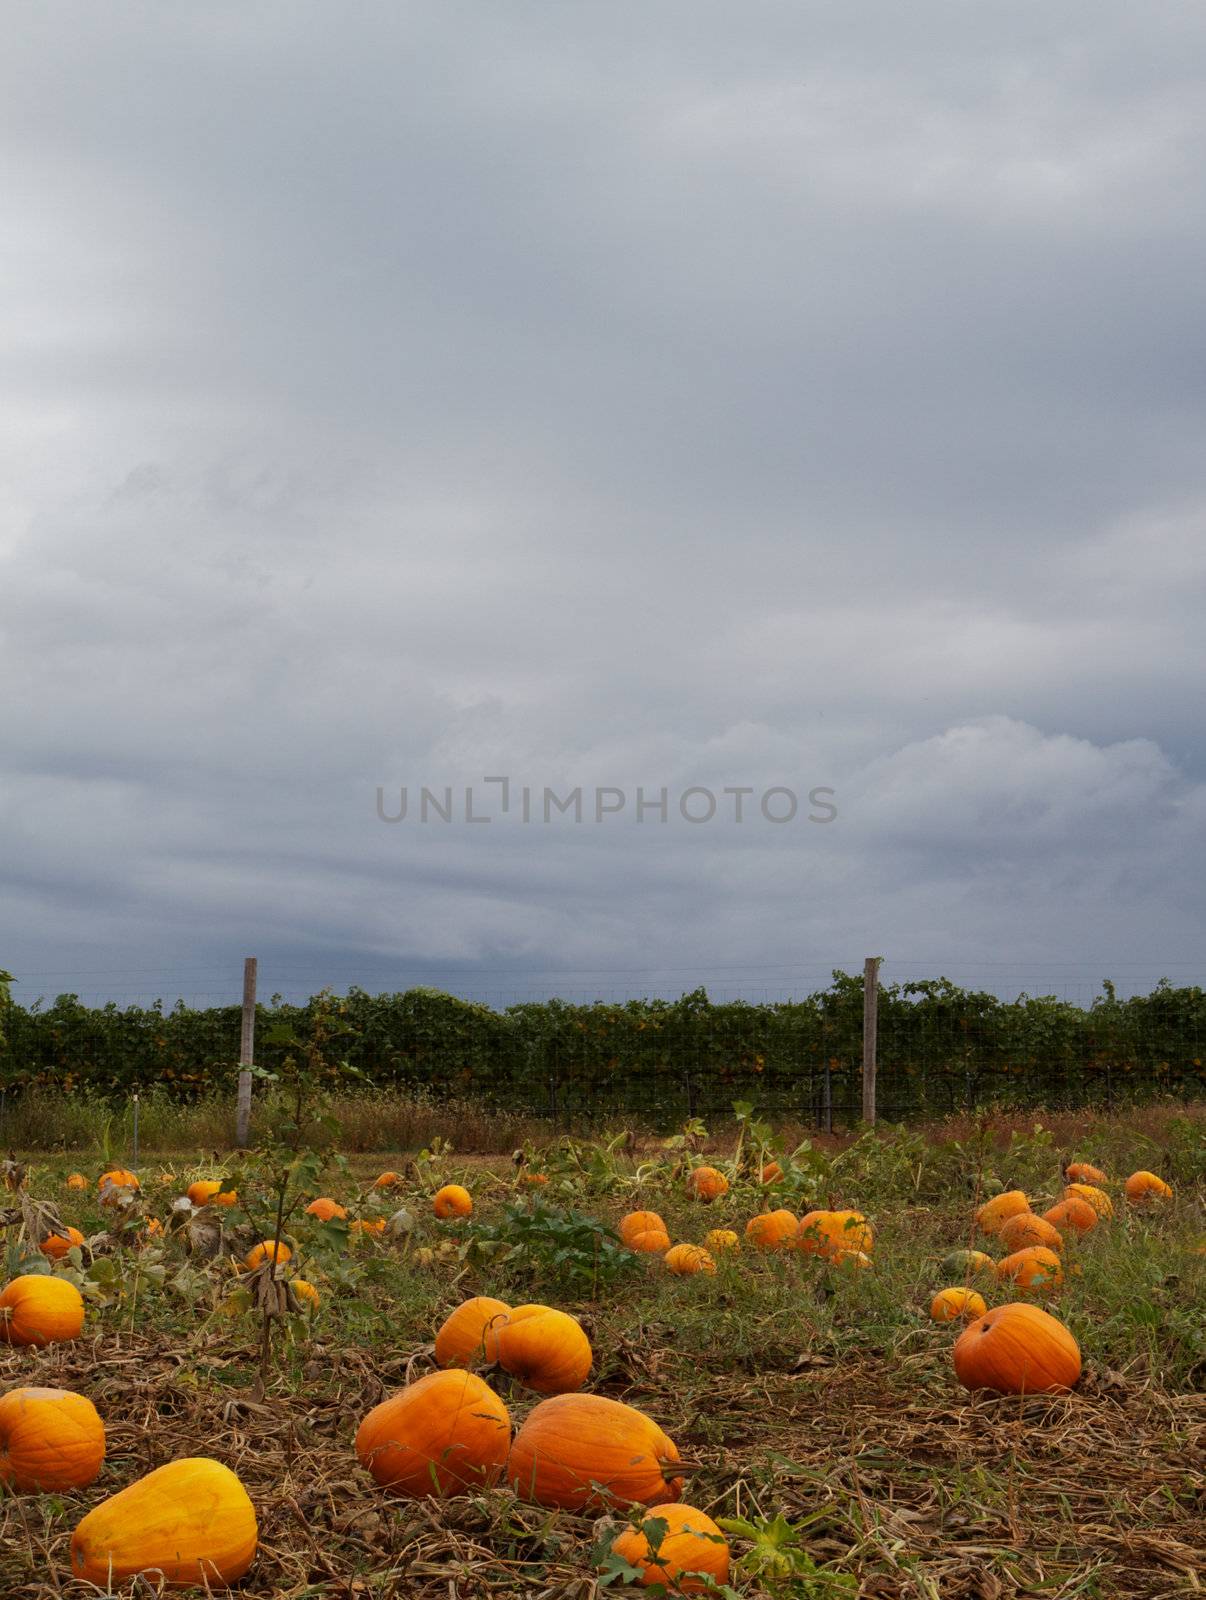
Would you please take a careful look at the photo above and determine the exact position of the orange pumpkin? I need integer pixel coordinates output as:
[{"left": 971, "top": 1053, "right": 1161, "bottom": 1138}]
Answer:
[
  {"left": 434, "top": 1296, "right": 513, "bottom": 1368},
  {"left": 373, "top": 1171, "right": 403, "bottom": 1189},
  {"left": 1124, "top": 1170, "right": 1173, "bottom": 1204},
  {"left": 0, "top": 1386, "right": 105, "bottom": 1492},
  {"left": 1065, "top": 1183, "right": 1113, "bottom": 1219},
  {"left": 611, "top": 1503, "right": 730, "bottom": 1591},
  {"left": 291, "top": 1279, "right": 320, "bottom": 1310},
  {"left": 760, "top": 1161, "right": 783, "bottom": 1185},
  {"left": 99, "top": 1168, "right": 139, "bottom": 1192},
  {"left": 507, "top": 1393, "right": 682, "bottom": 1510},
  {"left": 187, "top": 1180, "right": 222, "bottom": 1206},
  {"left": 70, "top": 1457, "right": 257, "bottom": 1587},
  {"left": 998, "top": 1213, "right": 1063, "bottom": 1255},
  {"left": 663, "top": 1244, "right": 716, "bottom": 1276},
  {"left": 1042, "top": 1197, "right": 1097, "bottom": 1235},
  {"left": 519, "top": 1172, "right": 550, "bottom": 1187},
  {"left": 39, "top": 1227, "right": 86, "bottom": 1261},
  {"left": 145, "top": 1218, "right": 163, "bottom": 1238},
  {"left": 349, "top": 1218, "right": 387, "bottom": 1237},
  {"left": 1064, "top": 1162, "right": 1106, "bottom": 1184},
  {"left": 930, "top": 1287, "right": 987, "bottom": 1323},
  {"left": 704, "top": 1229, "right": 740, "bottom": 1253},
  {"left": 302, "top": 1194, "right": 347, "bottom": 1223},
  {"left": 433, "top": 1184, "right": 472, "bottom": 1219},
  {"left": 244, "top": 1240, "right": 292, "bottom": 1270},
  {"left": 484, "top": 1304, "right": 592, "bottom": 1394},
  {"left": 975, "top": 1190, "right": 1030, "bottom": 1236},
  {"left": 997, "top": 1245, "right": 1063, "bottom": 1292},
  {"left": 66, "top": 1173, "right": 88, "bottom": 1191},
  {"left": 620, "top": 1211, "right": 667, "bottom": 1245},
  {"left": 629, "top": 1228, "right": 673, "bottom": 1254},
  {"left": 213, "top": 1189, "right": 238, "bottom": 1207},
  {"left": 355, "top": 1370, "right": 510, "bottom": 1496},
  {"left": 0, "top": 1276, "right": 85, "bottom": 1346},
  {"left": 685, "top": 1166, "right": 729, "bottom": 1202},
  {"left": 797, "top": 1209, "right": 873, "bottom": 1258},
  {"left": 953, "top": 1302, "right": 1081, "bottom": 1394},
  {"left": 743, "top": 1209, "right": 798, "bottom": 1251}
]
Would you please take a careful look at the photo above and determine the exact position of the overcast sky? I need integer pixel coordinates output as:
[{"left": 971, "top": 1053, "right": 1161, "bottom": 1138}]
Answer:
[{"left": 2, "top": 1, "right": 1204, "bottom": 1010}]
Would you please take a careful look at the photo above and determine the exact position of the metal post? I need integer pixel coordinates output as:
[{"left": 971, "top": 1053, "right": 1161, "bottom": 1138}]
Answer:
[
  {"left": 131, "top": 1093, "right": 139, "bottom": 1169},
  {"left": 236, "top": 957, "right": 257, "bottom": 1148},
  {"left": 862, "top": 957, "right": 882, "bottom": 1126}
]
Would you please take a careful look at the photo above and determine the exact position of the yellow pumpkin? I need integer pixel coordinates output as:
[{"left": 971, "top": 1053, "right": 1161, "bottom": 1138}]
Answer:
[
  {"left": 704, "top": 1229, "right": 740, "bottom": 1253},
  {"left": 244, "top": 1240, "right": 292, "bottom": 1271},
  {"left": 930, "top": 1287, "right": 988, "bottom": 1323},
  {"left": 611, "top": 1503, "right": 730, "bottom": 1591},
  {"left": 435, "top": 1296, "right": 513, "bottom": 1368},
  {"left": 663, "top": 1244, "right": 716, "bottom": 1275},
  {"left": 0, "top": 1276, "right": 86, "bottom": 1346},
  {"left": 1065, "top": 1183, "right": 1113, "bottom": 1219},
  {"left": 433, "top": 1184, "right": 473, "bottom": 1219},
  {"left": 0, "top": 1386, "right": 105, "bottom": 1492},
  {"left": 484, "top": 1304, "right": 593, "bottom": 1394}
]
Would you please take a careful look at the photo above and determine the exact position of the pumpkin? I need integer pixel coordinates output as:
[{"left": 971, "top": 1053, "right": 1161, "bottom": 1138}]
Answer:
[
  {"left": 1065, "top": 1183, "right": 1113, "bottom": 1219},
  {"left": 291, "top": 1279, "right": 320, "bottom": 1310},
  {"left": 760, "top": 1161, "right": 783, "bottom": 1185},
  {"left": 99, "top": 1168, "right": 139, "bottom": 1192},
  {"left": 66, "top": 1173, "right": 88, "bottom": 1191},
  {"left": 435, "top": 1296, "right": 513, "bottom": 1368},
  {"left": 374, "top": 1171, "right": 403, "bottom": 1189},
  {"left": 519, "top": 1172, "right": 549, "bottom": 1187},
  {"left": 629, "top": 1228, "right": 673, "bottom": 1254},
  {"left": 355, "top": 1369, "right": 510, "bottom": 1496},
  {"left": 744, "top": 1209, "right": 798, "bottom": 1250},
  {"left": 620, "top": 1211, "right": 667, "bottom": 1245},
  {"left": 997, "top": 1245, "right": 1063, "bottom": 1292},
  {"left": 664, "top": 1244, "right": 716, "bottom": 1276},
  {"left": 187, "top": 1180, "right": 222, "bottom": 1206},
  {"left": 953, "top": 1302, "right": 1081, "bottom": 1394},
  {"left": 998, "top": 1212, "right": 1063, "bottom": 1254},
  {"left": 930, "top": 1287, "right": 987, "bottom": 1323},
  {"left": 0, "top": 1386, "right": 105, "bottom": 1492},
  {"left": 705, "top": 1229, "right": 740, "bottom": 1253},
  {"left": 975, "top": 1190, "right": 1030, "bottom": 1236},
  {"left": 349, "top": 1218, "right": 387, "bottom": 1236},
  {"left": 0, "top": 1276, "right": 86, "bottom": 1346},
  {"left": 1124, "top": 1170, "right": 1173, "bottom": 1203},
  {"left": 39, "top": 1227, "right": 86, "bottom": 1261},
  {"left": 213, "top": 1189, "right": 238, "bottom": 1207},
  {"left": 433, "top": 1184, "right": 473, "bottom": 1219},
  {"left": 797, "top": 1209, "right": 873, "bottom": 1258},
  {"left": 507, "top": 1393, "right": 682, "bottom": 1510},
  {"left": 484, "top": 1304, "right": 592, "bottom": 1393},
  {"left": 941, "top": 1249, "right": 998, "bottom": 1278},
  {"left": 686, "top": 1166, "right": 729, "bottom": 1202},
  {"left": 1064, "top": 1162, "right": 1106, "bottom": 1184},
  {"left": 1041, "top": 1197, "right": 1097, "bottom": 1235},
  {"left": 610, "top": 1503, "right": 730, "bottom": 1592},
  {"left": 145, "top": 1218, "right": 163, "bottom": 1238},
  {"left": 244, "top": 1240, "right": 292, "bottom": 1270},
  {"left": 70, "top": 1457, "right": 257, "bottom": 1587}
]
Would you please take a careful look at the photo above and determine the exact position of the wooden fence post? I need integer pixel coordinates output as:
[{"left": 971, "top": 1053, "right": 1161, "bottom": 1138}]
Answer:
[
  {"left": 862, "top": 956, "right": 882, "bottom": 1125},
  {"left": 235, "top": 957, "right": 257, "bottom": 1148}
]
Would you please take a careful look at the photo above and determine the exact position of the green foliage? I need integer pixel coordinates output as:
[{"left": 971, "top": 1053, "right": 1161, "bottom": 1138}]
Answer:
[
  {"left": 718, "top": 1513, "right": 858, "bottom": 1595},
  {"left": 462, "top": 1199, "right": 640, "bottom": 1294}
]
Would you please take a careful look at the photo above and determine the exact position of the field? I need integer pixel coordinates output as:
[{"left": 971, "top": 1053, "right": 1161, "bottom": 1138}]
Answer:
[{"left": 1, "top": 1102, "right": 1203, "bottom": 1599}]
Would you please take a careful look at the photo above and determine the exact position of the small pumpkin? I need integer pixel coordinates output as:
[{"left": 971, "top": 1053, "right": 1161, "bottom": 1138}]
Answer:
[
  {"left": 507, "top": 1393, "right": 682, "bottom": 1510},
  {"left": 620, "top": 1211, "right": 667, "bottom": 1245},
  {"left": 941, "top": 1249, "right": 998, "bottom": 1278},
  {"left": 997, "top": 1245, "right": 1063, "bottom": 1292},
  {"left": 484, "top": 1304, "right": 592, "bottom": 1394},
  {"left": 349, "top": 1218, "right": 387, "bottom": 1236},
  {"left": 1124, "top": 1170, "right": 1173, "bottom": 1204},
  {"left": 744, "top": 1209, "right": 798, "bottom": 1251},
  {"left": 975, "top": 1190, "right": 1030, "bottom": 1236},
  {"left": 0, "top": 1276, "right": 86, "bottom": 1346},
  {"left": 66, "top": 1173, "right": 88, "bottom": 1191},
  {"left": 187, "top": 1180, "right": 222, "bottom": 1207},
  {"left": 373, "top": 1171, "right": 403, "bottom": 1190},
  {"left": 797, "top": 1209, "right": 873, "bottom": 1258},
  {"left": 244, "top": 1240, "right": 292, "bottom": 1271},
  {"left": 664, "top": 1244, "right": 716, "bottom": 1276},
  {"left": 610, "top": 1503, "right": 730, "bottom": 1592},
  {"left": 704, "top": 1228, "right": 740, "bottom": 1253},
  {"left": 305, "top": 1197, "right": 348, "bottom": 1223},
  {"left": 39, "top": 1227, "right": 86, "bottom": 1261},
  {"left": 760, "top": 1161, "right": 784, "bottom": 1185},
  {"left": 519, "top": 1171, "right": 550, "bottom": 1187},
  {"left": 433, "top": 1184, "right": 473, "bottom": 1219},
  {"left": 930, "top": 1287, "right": 987, "bottom": 1324},
  {"left": 1065, "top": 1182, "right": 1113, "bottom": 1219},
  {"left": 145, "top": 1217, "right": 163, "bottom": 1238},
  {"left": 435, "top": 1296, "right": 513, "bottom": 1368},
  {"left": 953, "top": 1302, "right": 1081, "bottom": 1394},
  {"left": 0, "top": 1386, "right": 105, "bottom": 1492},
  {"left": 1064, "top": 1161, "right": 1106, "bottom": 1184},
  {"left": 998, "top": 1212, "right": 1063, "bottom": 1255},
  {"left": 70, "top": 1457, "right": 257, "bottom": 1587},
  {"left": 291, "top": 1278, "right": 320, "bottom": 1310},
  {"left": 99, "top": 1168, "right": 139, "bottom": 1192},
  {"left": 685, "top": 1166, "right": 729, "bottom": 1202},
  {"left": 1041, "top": 1197, "right": 1097, "bottom": 1235},
  {"left": 213, "top": 1189, "right": 238, "bottom": 1207},
  {"left": 355, "top": 1369, "right": 510, "bottom": 1496}
]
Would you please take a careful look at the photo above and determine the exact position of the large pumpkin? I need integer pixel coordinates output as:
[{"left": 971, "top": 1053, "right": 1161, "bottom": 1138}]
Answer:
[
  {"left": 611, "top": 1503, "right": 730, "bottom": 1592},
  {"left": 1065, "top": 1183, "right": 1113, "bottom": 1219},
  {"left": 355, "top": 1370, "right": 510, "bottom": 1496},
  {"left": 998, "top": 1212, "right": 1063, "bottom": 1255},
  {"left": 797, "top": 1209, "right": 873, "bottom": 1257},
  {"left": 664, "top": 1244, "right": 716, "bottom": 1276},
  {"left": 1041, "top": 1197, "right": 1097, "bottom": 1235},
  {"left": 434, "top": 1296, "right": 512, "bottom": 1369},
  {"left": 1124, "top": 1170, "right": 1173, "bottom": 1204},
  {"left": 996, "top": 1245, "right": 1063, "bottom": 1292},
  {"left": 507, "top": 1393, "right": 681, "bottom": 1511},
  {"left": 930, "top": 1287, "right": 987, "bottom": 1323},
  {"left": 685, "top": 1166, "right": 729, "bottom": 1202},
  {"left": 975, "top": 1191, "right": 1030, "bottom": 1237},
  {"left": 744, "top": 1210, "right": 798, "bottom": 1251},
  {"left": 70, "top": 1457, "right": 257, "bottom": 1587},
  {"left": 484, "top": 1305, "right": 592, "bottom": 1394},
  {"left": 0, "top": 1276, "right": 85, "bottom": 1347},
  {"left": 953, "top": 1303, "right": 1081, "bottom": 1394},
  {"left": 433, "top": 1184, "right": 473, "bottom": 1219},
  {"left": 0, "top": 1386, "right": 105, "bottom": 1492},
  {"left": 620, "top": 1211, "right": 667, "bottom": 1245}
]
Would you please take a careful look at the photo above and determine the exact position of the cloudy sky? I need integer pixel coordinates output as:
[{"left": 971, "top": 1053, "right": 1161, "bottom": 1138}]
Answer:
[{"left": 2, "top": 1, "right": 1204, "bottom": 1009}]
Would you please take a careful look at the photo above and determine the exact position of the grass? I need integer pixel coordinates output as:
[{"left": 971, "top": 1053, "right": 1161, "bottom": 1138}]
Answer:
[{"left": 0, "top": 1106, "right": 1203, "bottom": 1597}]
